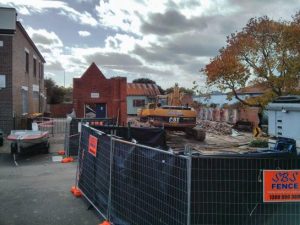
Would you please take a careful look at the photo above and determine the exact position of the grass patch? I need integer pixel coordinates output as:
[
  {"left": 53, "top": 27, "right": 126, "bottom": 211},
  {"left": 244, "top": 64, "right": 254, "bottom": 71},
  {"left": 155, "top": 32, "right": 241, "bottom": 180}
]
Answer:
[{"left": 249, "top": 139, "right": 268, "bottom": 148}]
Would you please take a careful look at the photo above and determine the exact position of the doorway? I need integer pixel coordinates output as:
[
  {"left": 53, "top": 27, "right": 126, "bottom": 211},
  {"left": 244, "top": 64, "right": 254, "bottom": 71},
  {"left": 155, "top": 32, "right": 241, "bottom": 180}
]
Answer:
[
  {"left": 96, "top": 103, "right": 106, "bottom": 118},
  {"left": 85, "top": 103, "right": 107, "bottom": 118}
]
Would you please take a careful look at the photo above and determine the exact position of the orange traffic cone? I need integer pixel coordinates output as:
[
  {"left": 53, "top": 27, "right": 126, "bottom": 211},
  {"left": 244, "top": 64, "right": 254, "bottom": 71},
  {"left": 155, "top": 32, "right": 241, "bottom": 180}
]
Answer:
[
  {"left": 99, "top": 220, "right": 111, "bottom": 225},
  {"left": 58, "top": 150, "right": 65, "bottom": 155},
  {"left": 61, "top": 157, "right": 74, "bottom": 163},
  {"left": 70, "top": 186, "right": 76, "bottom": 193},
  {"left": 70, "top": 186, "right": 82, "bottom": 197}
]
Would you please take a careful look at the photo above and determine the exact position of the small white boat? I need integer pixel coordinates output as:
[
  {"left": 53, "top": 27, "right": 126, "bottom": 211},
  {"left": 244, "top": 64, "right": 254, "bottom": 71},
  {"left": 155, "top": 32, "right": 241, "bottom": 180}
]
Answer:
[{"left": 7, "top": 130, "right": 49, "bottom": 153}]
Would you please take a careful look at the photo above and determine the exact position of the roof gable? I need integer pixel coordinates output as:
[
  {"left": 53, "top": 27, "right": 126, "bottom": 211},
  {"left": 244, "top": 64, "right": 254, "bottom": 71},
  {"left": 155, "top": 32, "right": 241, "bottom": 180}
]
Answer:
[{"left": 80, "top": 62, "right": 106, "bottom": 80}]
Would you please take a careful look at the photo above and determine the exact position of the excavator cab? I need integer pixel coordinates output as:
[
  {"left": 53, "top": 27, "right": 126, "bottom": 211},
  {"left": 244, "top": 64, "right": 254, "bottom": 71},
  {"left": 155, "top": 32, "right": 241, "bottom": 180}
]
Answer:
[
  {"left": 148, "top": 103, "right": 156, "bottom": 109},
  {"left": 137, "top": 83, "right": 205, "bottom": 141},
  {"left": 138, "top": 84, "right": 197, "bottom": 128}
]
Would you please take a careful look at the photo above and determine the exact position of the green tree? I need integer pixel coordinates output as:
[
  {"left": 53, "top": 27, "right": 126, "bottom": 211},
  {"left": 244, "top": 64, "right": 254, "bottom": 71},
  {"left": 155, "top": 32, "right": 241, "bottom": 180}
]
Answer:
[
  {"left": 165, "top": 87, "right": 195, "bottom": 95},
  {"left": 202, "top": 13, "right": 300, "bottom": 108},
  {"left": 44, "top": 78, "right": 68, "bottom": 104}
]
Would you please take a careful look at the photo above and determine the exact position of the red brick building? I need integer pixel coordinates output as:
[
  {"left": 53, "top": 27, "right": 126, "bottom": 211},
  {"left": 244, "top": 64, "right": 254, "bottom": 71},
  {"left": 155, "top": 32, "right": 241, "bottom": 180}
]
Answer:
[
  {"left": 0, "top": 8, "right": 46, "bottom": 134},
  {"left": 73, "top": 63, "right": 127, "bottom": 125}
]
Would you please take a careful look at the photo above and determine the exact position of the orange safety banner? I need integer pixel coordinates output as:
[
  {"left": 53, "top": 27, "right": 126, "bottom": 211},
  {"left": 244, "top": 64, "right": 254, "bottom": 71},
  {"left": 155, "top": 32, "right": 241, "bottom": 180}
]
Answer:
[
  {"left": 88, "top": 135, "right": 98, "bottom": 157},
  {"left": 264, "top": 170, "right": 300, "bottom": 202}
]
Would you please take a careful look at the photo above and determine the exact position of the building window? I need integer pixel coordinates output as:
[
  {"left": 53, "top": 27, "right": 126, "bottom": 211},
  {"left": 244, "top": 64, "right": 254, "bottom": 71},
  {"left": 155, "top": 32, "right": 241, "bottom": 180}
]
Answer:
[
  {"left": 133, "top": 99, "right": 145, "bottom": 107},
  {"left": 40, "top": 63, "right": 44, "bottom": 79},
  {"left": 38, "top": 62, "right": 40, "bottom": 78},
  {"left": 21, "top": 89, "right": 28, "bottom": 114},
  {"left": 33, "top": 58, "right": 37, "bottom": 77},
  {"left": 25, "top": 52, "right": 29, "bottom": 73}
]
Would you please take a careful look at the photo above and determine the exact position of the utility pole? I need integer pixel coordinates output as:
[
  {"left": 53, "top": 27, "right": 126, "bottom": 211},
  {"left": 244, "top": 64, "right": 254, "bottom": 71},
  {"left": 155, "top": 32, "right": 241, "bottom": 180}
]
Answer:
[{"left": 64, "top": 70, "right": 65, "bottom": 88}]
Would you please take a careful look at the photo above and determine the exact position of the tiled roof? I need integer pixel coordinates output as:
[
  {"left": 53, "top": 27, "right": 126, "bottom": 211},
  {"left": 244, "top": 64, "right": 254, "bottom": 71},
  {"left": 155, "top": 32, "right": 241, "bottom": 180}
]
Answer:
[
  {"left": 127, "top": 83, "right": 161, "bottom": 96},
  {"left": 236, "top": 84, "right": 268, "bottom": 94}
]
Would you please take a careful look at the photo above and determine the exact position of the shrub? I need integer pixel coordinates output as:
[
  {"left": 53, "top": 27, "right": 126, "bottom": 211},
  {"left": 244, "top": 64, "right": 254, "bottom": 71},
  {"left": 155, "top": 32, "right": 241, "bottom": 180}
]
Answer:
[{"left": 249, "top": 139, "right": 268, "bottom": 148}]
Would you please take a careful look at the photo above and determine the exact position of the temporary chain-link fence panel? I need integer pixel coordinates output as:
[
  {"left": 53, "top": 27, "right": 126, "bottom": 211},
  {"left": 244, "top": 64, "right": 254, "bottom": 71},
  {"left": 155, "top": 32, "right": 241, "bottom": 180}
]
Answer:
[
  {"left": 191, "top": 155, "right": 300, "bottom": 225},
  {"left": 76, "top": 124, "right": 192, "bottom": 225},
  {"left": 37, "top": 117, "right": 67, "bottom": 136},
  {"left": 65, "top": 118, "right": 116, "bottom": 156},
  {"left": 77, "top": 125, "right": 111, "bottom": 219},
  {"left": 76, "top": 124, "right": 300, "bottom": 225},
  {"left": 109, "top": 138, "right": 191, "bottom": 225}
]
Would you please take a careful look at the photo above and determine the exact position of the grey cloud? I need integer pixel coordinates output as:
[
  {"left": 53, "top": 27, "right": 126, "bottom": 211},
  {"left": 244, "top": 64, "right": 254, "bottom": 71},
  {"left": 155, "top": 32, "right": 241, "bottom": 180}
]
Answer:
[
  {"left": 108, "top": 40, "right": 117, "bottom": 48},
  {"left": 103, "top": 65, "right": 174, "bottom": 76},
  {"left": 1, "top": 1, "right": 98, "bottom": 27},
  {"left": 181, "top": 61, "right": 205, "bottom": 75},
  {"left": 179, "top": 0, "right": 201, "bottom": 8},
  {"left": 45, "top": 61, "right": 64, "bottom": 71},
  {"left": 230, "top": 0, "right": 298, "bottom": 10},
  {"left": 228, "top": 0, "right": 299, "bottom": 22},
  {"left": 165, "top": 31, "right": 225, "bottom": 57},
  {"left": 133, "top": 44, "right": 186, "bottom": 64},
  {"left": 132, "top": 30, "right": 225, "bottom": 66},
  {"left": 135, "top": 10, "right": 258, "bottom": 67},
  {"left": 69, "top": 57, "right": 84, "bottom": 65},
  {"left": 84, "top": 52, "right": 142, "bottom": 66},
  {"left": 107, "top": 39, "right": 121, "bottom": 49},
  {"left": 166, "top": 0, "right": 201, "bottom": 9},
  {"left": 141, "top": 0, "right": 299, "bottom": 37},
  {"left": 141, "top": 10, "right": 207, "bottom": 35},
  {"left": 35, "top": 45, "right": 53, "bottom": 54},
  {"left": 30, "top": 33, "right": 62, "bottom": 46}
]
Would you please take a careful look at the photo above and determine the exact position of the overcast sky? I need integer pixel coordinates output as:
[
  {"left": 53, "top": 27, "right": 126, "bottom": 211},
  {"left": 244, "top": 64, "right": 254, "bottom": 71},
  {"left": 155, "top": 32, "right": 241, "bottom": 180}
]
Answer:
[{"left": 0, "top": 0, "right": 299, "bottom": 89}]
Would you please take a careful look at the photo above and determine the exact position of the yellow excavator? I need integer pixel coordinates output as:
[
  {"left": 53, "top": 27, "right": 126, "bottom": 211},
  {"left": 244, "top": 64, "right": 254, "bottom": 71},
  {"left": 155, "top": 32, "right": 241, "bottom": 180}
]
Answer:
[{"left": 138, "top": 83, "right": 205, "bottom": 141}]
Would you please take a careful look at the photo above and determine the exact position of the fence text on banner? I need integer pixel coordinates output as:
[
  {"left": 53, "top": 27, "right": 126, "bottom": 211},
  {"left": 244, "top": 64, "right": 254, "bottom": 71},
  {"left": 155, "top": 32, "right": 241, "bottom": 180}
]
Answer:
[{"left": 264, "top": 170, "right": 300, "bottom": 202}]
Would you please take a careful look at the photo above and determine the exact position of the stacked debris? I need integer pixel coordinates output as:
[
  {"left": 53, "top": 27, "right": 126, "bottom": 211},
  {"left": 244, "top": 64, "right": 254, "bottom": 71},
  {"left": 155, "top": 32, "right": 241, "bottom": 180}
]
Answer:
[
  {"left": 127, "top": 117, "right": 151, "bottom": 127},
  {"left": 196, "top": 119, "right": 232, "bottom": 135}
]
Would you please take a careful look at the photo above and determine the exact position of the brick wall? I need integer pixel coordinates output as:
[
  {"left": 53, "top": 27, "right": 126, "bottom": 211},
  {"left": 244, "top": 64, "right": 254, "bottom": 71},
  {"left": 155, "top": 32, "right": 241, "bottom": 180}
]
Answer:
[
  {"left": 50, "top": 103, "right": 73, "bottom": 117},
  {"left": 0, "top": 23, "right": 45, "bottom": 134},
  {"left": 198, "top": 106, "right": 260, "bottom": 126},
  {"left": 0, "top": 35, "right": 13, "bottom": 134},
  {"left": 12, "top": 23, "right": 45, "bottom": 117},
  {"left": 73, "top": 63, "right": 127, "bottom": 125},
  {"left": 238, "top": 107, "right": 260, "bottom": 126}
]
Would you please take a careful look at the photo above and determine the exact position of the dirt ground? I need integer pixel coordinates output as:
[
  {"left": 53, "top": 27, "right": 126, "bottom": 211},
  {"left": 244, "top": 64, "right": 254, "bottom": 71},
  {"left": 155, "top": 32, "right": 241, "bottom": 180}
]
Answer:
[
  {"left": 166, "top": 130, "right": 254, "bottom": 153},
  {"left": 128, "top": 116, "right": 256, "bottom": 153}
]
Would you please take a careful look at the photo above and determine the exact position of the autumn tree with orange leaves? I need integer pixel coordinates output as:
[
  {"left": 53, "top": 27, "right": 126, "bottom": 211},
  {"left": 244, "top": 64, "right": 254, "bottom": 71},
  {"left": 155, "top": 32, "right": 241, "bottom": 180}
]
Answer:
[{"left": 202, "top": 13, "right": 300, "bottom": 108}]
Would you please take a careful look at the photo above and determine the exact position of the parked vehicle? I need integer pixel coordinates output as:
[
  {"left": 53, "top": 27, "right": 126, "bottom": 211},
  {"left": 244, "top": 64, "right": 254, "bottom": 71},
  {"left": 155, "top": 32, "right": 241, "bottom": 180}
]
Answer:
[{"left": 7, "top": 130, "right": 49, "bottom": 154}]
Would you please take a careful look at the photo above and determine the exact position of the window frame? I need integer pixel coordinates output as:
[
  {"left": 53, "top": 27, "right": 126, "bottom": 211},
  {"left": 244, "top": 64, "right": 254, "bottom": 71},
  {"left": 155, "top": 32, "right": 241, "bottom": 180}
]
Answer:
[
  {"left": 33, "top": 57, "right": 37, "bottom": 77},
  {"left": 133, "top": 99, "right": 146, "bottom": 107},
  {"left": 25, "top": 51, "right": 29, "bottom": 73}
]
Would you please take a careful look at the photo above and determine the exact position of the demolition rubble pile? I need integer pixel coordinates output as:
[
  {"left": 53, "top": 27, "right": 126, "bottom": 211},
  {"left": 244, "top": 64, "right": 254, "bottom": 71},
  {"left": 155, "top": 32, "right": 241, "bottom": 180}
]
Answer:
[
  {"left": 196, "top": 120, "right": 232, "bottom": 135},
  {"left": 128, "top": 117, "right": 151, "bottom": 127},
  {"left": 128, "top": 117, "right": 233, "bottom": 136}
]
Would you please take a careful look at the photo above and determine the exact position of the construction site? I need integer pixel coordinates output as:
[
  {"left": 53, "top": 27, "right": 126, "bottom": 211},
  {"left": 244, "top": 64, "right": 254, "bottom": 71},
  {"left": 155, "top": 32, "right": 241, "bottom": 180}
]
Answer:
[
  {"left": 1, "top": 4, "right": 300, "bottom": 225},
  {"left": 1, "top": 43, "right": 300, "bottom": 225},
  {"left": 2, "top": 83, "right": 300, "bottom": 225}
]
